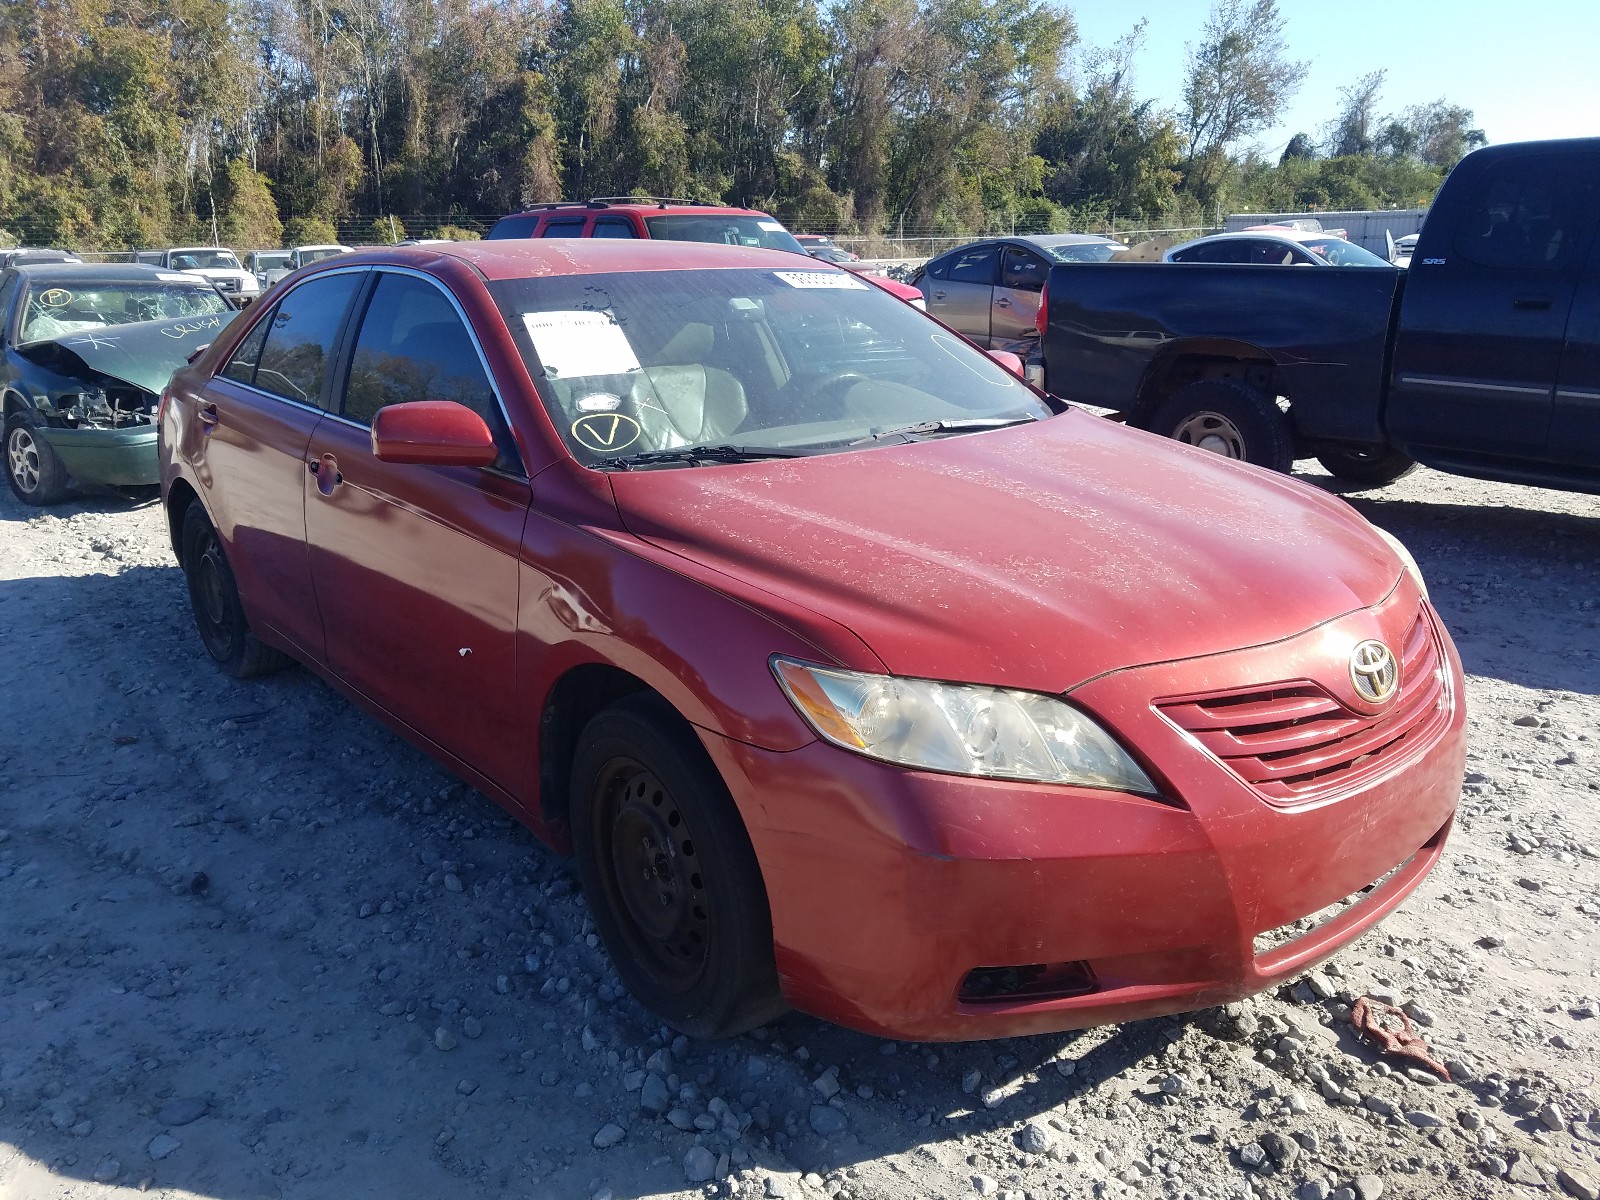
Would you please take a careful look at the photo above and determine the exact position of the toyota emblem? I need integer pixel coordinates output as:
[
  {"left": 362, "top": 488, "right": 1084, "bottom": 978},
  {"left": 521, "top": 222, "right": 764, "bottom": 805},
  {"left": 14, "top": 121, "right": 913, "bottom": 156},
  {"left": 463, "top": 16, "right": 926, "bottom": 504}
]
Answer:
[{"left": 1349, "top": 640, "right": 1399, "bottom": 704}]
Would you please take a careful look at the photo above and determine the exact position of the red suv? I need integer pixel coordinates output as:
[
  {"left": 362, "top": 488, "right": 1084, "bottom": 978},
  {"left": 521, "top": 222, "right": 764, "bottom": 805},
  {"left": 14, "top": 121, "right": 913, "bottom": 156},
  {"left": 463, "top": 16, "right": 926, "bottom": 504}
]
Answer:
[
  {"left": 487, "top": 198, "right": 925, "bottom": 307},
  {"left": 159, "top": 239, "right": 1464, "bottom": 1042}
]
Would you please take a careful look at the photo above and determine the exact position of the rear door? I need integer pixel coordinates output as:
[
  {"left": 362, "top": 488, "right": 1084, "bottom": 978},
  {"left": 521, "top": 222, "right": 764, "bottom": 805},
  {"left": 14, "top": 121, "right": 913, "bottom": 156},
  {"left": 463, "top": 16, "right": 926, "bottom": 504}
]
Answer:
[
  {"left": 302, "top": 268, "right": 530, "bottom": 790},
  {"left": 993, "top": 246, "right": 1049, "bottom": 347},
  {"left": 195, "top": 270, "right": 364, "bottom": 660},
  {"left": 1387, "top": 152, "right": 1598, "bottom": 459},
  {"left": 1548, "top": 235, "right": 1600, "bottom": 465},
  {"left": 923, "top": 244, "right": 998, "bottom": 344}
]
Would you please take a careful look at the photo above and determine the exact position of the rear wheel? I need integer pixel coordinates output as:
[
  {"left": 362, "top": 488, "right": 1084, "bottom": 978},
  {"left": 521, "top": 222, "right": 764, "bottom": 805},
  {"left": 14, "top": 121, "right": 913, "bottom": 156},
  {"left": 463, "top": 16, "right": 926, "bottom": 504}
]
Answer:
[
  {"left": 1316, "top": 444, "right": 1417, "bottom": 488},
  {"left": 180, "top": 501, "right": 292, "bottom": 678},
  {"left": 571, "top": 693, "right": 784, "bottom": 1039},
  {"left": 5, "top": 414, "right": 71, "bottom": 505},
  {"left": 1145, "top": 379, "right": 1294, "bottom": 474}
]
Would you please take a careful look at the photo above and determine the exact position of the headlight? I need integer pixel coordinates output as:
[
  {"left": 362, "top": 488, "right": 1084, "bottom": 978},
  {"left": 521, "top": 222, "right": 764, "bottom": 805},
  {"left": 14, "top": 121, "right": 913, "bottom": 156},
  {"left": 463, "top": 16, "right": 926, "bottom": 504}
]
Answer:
[
  {"left": 771, "top": 658, "right": 1156, "bottom": 793},
  {"left": 1373, "top": 527, "right": 1428, "bottom": 599}
]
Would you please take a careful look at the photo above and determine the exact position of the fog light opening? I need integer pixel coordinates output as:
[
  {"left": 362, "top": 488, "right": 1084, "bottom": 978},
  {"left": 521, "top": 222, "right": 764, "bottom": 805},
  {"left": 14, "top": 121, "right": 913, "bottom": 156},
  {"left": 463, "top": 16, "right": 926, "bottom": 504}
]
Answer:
[{"left": 959, "top": 961, "right": 1097, "bottom": 1004}]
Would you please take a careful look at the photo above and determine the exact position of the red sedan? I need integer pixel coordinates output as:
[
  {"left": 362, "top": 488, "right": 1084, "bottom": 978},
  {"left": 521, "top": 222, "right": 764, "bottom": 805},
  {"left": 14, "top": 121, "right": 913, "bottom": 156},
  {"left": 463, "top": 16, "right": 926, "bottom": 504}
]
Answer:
[{"left": 159, "top": 240, "right": 1465, "bottom": 1041}]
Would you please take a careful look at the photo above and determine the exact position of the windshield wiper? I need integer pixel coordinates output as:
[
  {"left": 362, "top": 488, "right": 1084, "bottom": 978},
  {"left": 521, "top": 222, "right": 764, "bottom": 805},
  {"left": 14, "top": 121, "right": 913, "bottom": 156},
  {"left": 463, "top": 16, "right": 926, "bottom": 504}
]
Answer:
[
  {"left": 849, "top": 415, "right": 1039, "bottom": 445},
  {"left": 600, "top": 444, "right": 813, "bottom": 470}
]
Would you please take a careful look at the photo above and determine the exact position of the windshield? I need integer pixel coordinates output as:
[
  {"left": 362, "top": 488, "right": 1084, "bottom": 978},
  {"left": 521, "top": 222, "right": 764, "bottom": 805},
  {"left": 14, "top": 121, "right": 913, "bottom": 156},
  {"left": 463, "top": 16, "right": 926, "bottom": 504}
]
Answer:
[
  {"left": 1300, "top": 238, "right": 1391, "bottom": 267},
  {"left": 170, "top": 249, "right": 241, "bottom": 271},
  {"left": 1041, "top": 242, "right": 1119, "bottom": 264},
  {"left": 19, "top": 281, "right": 232, "bottom": 343},
  {"left": 299, "top": 247, "right": 348, "bottom": 264},
  {"left": 644, "top": 215, "right": 807, "bottom": 255},
  {"left": 255, "top": 253, "right": 291, "bottom": 269},
  {"left": 491, "top": 267, "right": 1051, "bottom": 467}
]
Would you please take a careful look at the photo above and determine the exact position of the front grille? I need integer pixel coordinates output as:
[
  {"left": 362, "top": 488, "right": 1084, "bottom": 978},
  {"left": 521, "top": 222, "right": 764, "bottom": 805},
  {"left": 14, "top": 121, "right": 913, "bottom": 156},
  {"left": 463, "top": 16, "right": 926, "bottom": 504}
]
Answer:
[{"left": 1157, "top": 609, "right": 1448, "bottom": 804}]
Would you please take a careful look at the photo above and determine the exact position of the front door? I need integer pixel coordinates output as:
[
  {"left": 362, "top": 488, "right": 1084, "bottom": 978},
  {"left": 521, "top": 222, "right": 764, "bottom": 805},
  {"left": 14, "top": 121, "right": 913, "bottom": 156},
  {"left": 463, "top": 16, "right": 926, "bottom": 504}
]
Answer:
[
  {"left": 993, "top": 246, "right": 1049, "bottom": 349},
  {"left": 197, "top": 271, "right": 364, "bottom": 660},
  {"left": 924, "top": 244, "right": 997, "bottom": 344},
  {"left": 302, "top": 269, "right": 530, "bottom": 791},
  {"left": 1387, "top": 153, "right": 1597, "bottom": 460}
]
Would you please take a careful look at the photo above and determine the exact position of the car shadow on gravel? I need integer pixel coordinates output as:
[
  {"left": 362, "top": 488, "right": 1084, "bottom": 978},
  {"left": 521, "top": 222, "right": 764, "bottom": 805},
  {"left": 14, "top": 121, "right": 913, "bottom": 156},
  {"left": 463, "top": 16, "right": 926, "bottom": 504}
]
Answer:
[
  {"left": 1314, "top": 487, "right": 1600, "bottom": 697},
  {"left": 0, "top": 486, "right": 161, "bottom": 524}
]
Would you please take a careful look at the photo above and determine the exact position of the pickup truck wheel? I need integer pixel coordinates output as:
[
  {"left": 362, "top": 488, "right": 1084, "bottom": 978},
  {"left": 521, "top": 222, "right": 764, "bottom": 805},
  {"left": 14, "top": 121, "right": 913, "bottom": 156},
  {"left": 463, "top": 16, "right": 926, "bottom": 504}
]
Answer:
[
  {"left": 5, "top": 414, "right": 71, "bottom": 506},
  {"left": 1147, "top": 380, "right": 1294, "bottom": 474},
  {"left": 1316, "top": 444, "right": 1418, "bottom": 488},
  {"left": 571, "top": 693, "right": 785, "bottom": 1040}
]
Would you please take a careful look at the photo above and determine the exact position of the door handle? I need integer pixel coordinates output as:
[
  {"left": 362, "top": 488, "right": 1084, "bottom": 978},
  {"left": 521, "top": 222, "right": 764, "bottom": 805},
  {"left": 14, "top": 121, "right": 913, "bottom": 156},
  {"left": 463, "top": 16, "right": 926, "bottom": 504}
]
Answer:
[
  {"left": 1513, "top": 297, "right": 1553, "bottom": 311},
  {"left": 309, "top": 454, "right": 342, "bottom": 494},
  {"left": 933, "top": 290, "right": 946, "bottom": 300},
  {"left": 995, "top": 297, "right": 1011, "bottom": 308},
  {"left": 197, "top": 403, "right": 219, "bottom": 428}
]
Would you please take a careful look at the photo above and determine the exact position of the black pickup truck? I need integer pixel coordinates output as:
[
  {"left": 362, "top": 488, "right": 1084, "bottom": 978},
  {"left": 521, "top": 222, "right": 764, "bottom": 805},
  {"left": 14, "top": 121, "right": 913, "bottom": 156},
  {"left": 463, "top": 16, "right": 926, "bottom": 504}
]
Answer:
[{"left": 1040, "top": 138, "right": 1600, "bottom": 492}]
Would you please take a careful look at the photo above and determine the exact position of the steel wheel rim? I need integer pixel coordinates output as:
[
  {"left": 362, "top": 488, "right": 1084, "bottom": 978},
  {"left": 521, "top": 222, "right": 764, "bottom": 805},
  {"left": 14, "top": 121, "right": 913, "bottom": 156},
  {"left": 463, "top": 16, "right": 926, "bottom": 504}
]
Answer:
[
  {"left": 1172, "top": 411, "right": 1246, "bottom": 458},
  {"left": 190, "top": 530, "right": 237, "bottom": 656},
  {"left": 596, "top": 758, "right": 710, "bottom": 991},
  {"left": 7, "top": 427, "right": 40, "bottom": 493}
]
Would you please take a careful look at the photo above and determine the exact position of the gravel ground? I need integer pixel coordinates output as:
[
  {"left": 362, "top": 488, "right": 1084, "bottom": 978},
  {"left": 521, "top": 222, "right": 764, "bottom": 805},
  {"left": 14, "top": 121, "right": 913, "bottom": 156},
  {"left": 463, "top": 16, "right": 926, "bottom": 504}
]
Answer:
[{"left": 1, "top": 461, "right": 1597, "bottom": 1200}]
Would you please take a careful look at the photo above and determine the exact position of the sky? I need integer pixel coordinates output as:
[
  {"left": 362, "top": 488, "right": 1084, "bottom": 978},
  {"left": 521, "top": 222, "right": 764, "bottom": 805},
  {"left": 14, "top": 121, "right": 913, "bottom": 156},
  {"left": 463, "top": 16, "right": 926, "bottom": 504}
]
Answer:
[{"left": 1069, "top": 0, "right": 1600, "bottom": 158}]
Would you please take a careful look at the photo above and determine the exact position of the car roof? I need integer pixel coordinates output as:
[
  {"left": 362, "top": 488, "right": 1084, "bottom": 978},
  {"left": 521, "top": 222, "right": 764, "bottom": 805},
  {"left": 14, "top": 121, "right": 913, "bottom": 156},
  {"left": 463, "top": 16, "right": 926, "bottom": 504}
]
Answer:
[
  {"left": 331, "top": 239, "right": 820, "bottom": 282},
  {"left": 167, "top": 246, "right": 237, "bottom": 253},
  {"left": 501, "top": 200, "right": 773, "bottom": 220},
  {"left": 1014, "top": 233, "right": 1120, "bottom": 248},
  {"left": 1188, "top": 230, "right": 1324, "bottom": 245},
  {"left": 7, "top": 262, "right": 218, "bottom": 283}
]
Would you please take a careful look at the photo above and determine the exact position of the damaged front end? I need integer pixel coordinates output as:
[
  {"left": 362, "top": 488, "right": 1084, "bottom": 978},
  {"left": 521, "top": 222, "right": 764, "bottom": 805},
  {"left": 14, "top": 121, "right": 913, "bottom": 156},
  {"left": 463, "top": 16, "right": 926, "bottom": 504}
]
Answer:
[{"left": 38, "top": 377, "right": 159, "bottom": 433}]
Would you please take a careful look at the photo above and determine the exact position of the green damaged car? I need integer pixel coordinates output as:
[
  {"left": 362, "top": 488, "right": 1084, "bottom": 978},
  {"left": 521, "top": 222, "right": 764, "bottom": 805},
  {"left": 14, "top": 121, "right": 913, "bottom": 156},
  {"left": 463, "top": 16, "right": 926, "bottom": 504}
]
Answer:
[{"left": 3, "top": 263, "right": 235, "bottom": 505}]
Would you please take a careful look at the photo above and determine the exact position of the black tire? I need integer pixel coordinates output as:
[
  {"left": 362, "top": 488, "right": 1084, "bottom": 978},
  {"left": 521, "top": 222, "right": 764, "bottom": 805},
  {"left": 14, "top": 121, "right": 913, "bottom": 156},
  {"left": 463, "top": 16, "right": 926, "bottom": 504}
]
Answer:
[
  {"left": 1316, "top": 444, "right": 1418, "bottom": 488},
  {"left": 179, "top": 500, "right": 292, "bottom": 678},
  {"left": 5, "top": 413, "right": 71, "bottom": 505},
  {"left": 570, "top": 693, "right": 784, "bottom": 1039},
  {"left": 1144, "top": 379, "right": 1295, "bottom": 474}
]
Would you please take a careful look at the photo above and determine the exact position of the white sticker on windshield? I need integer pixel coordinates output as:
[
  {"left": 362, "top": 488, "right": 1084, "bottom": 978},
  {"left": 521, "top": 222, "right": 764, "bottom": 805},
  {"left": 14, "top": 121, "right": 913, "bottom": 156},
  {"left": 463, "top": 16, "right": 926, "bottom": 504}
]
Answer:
[
  {"left": 521, "top": 311, "right": 642, "bottom": 379},
  {"left": 160, "top": 273, "right": 197, "bottom": 282},
  {"left": 773, "top": 270, "right": 867, "bottom": 290},
  {"left": 756, "top": 220, "right": 787, "bottom": 232}
]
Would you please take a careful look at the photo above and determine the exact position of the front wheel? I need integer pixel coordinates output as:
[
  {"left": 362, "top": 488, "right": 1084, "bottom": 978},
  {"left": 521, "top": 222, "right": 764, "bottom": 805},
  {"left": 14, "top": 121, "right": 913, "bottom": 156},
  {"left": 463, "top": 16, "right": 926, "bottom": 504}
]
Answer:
[
  {"left": 1316, "top": 444, "right": 1417, "bottom": 488},
  {"left": 570, "top": 693, "right": 784, "bottom": 1039},
  {"left": 1145, "top": 379, "right": 1294, "bottom": 474},
  {"left": 5, "top": 414, "right": 71, "bottom": 505}
]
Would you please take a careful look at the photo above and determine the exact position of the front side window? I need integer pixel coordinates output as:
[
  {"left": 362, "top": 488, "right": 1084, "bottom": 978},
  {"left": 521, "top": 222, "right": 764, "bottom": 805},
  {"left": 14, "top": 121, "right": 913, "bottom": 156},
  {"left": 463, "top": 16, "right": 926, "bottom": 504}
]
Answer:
[
  {"left": 252, "top": 272, "right": 362, "bottom": 406},
  {"left": 492, "top": 267, "right": 1051, "bottom": 468},
  {"left": 488, "top": 214, "right": 537, "bottom": 240},
  {"left": 643, "top": 215, "right": 806, "bottom": 255},
  {"left": 17, "top": 280, "right": 231, "bottom": 343},
  {"left": 1454, "top": 158, "right": 1589, "bottom": 270},
  {"left": 1001, "top": 247, "right": 1048, "bottom": 292}
]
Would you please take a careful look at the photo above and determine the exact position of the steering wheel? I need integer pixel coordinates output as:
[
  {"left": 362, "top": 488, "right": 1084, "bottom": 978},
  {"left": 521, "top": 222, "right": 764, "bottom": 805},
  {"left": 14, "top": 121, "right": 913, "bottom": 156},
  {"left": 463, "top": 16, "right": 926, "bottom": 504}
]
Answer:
[{"left": 798, "top": 369, "right": 869, "bottom": 405}]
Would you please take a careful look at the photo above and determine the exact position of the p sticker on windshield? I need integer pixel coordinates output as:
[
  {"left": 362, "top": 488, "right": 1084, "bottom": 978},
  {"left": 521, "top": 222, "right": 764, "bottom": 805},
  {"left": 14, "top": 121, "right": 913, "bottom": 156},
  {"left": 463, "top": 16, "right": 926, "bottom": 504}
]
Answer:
[
  {"left": 773, "top": 271, "right": 867, "bottom": 290},
  {"left": 522, "top": 311, "right": 642, "bottom": 379}
]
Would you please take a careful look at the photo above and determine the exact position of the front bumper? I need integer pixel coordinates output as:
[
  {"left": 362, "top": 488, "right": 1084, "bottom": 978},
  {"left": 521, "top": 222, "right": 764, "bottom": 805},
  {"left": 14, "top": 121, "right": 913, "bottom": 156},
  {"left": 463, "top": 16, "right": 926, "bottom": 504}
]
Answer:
[
  {"left": 703, "top": 588, "right": 1465, "bottom": 1041},
  {"left": 37, "top": 425, "right": 160, "bottom": 487}
]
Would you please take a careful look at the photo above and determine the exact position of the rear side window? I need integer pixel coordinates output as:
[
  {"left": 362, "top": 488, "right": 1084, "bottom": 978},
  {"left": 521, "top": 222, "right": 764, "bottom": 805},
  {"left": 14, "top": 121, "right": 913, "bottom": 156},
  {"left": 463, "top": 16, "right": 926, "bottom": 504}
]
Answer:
[
  {"left": 1454, "top": 158, "right": 1589, "bottom": 270},
  {"left": 592, "top": 218, "right": 637, "bottom": 239},
  {"left": 253, "top": 273, "right": 362, "bottom": 407},
  {"left": 488, "top": 214, "right": 537, "bottom": 240},
  {"left": 947, "top": 246, "right": 999, "bottom": 285},
  {"left": 541, "top": 219, "right": 586, "bottom": 238},
  {"left": 341, "top": 272, "right": 515, "bottom": 469},
  {"left": 221, "top": 306, "right": 273, "bottom": 385}
]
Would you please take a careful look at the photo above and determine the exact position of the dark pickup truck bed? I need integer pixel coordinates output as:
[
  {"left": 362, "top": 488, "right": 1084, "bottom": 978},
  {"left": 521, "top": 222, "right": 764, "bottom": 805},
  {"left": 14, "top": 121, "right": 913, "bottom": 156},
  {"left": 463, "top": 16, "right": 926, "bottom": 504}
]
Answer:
[{"left": 1039, "top": 137, "right": 1600, "bottom": 494}]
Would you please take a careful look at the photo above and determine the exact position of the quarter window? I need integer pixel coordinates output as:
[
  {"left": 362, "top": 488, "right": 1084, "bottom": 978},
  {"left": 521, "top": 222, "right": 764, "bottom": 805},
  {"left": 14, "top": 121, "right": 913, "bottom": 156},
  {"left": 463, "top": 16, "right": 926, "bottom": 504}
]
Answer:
[
  {"left": 1455, "top": 158, "right": 1589, "bottom": 270},
  {"left": 591, "top": 219, "right": 637, "bottom": 239},
  {"left": 341, "top": 273, "right": 512, "bottom": 467},
  {"left": 253, "top": 273, "right": 361, "bottom": 407}
]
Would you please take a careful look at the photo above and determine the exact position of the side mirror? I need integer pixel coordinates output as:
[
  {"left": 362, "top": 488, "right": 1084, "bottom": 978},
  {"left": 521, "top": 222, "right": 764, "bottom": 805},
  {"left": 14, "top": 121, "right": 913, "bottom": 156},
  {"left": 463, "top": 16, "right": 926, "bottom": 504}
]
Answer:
[
  {"left": 987, "top": 349, "right": 1025, "bottom": 377},
  {"left": 371, "top": 401, "right": 498, "bottom": 467}
]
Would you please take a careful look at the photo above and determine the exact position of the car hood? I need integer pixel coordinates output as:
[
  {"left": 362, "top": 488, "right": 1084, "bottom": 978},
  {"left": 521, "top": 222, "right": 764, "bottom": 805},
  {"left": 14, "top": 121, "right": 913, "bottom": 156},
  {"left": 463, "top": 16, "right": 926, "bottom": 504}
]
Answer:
[
  {"left": 612, "top": 413, "right": 1402, "bottom": 692},
  {"left": 16, "top": 312, "right": 233, "bottom": 395}
]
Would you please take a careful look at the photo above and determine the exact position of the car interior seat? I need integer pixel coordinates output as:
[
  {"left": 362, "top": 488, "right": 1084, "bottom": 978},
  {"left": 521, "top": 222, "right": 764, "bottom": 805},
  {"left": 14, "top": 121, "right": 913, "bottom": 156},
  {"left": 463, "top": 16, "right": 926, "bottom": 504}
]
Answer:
[{"left": 631, "top": 321, "right": 748, "bottom": 448}]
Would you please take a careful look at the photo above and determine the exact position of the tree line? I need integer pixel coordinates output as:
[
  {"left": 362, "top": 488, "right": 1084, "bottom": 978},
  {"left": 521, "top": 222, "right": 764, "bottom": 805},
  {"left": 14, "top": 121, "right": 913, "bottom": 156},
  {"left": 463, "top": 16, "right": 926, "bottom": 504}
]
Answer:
[{"left": 0, "top": 0, "right": 1486, "bottom": 251}]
